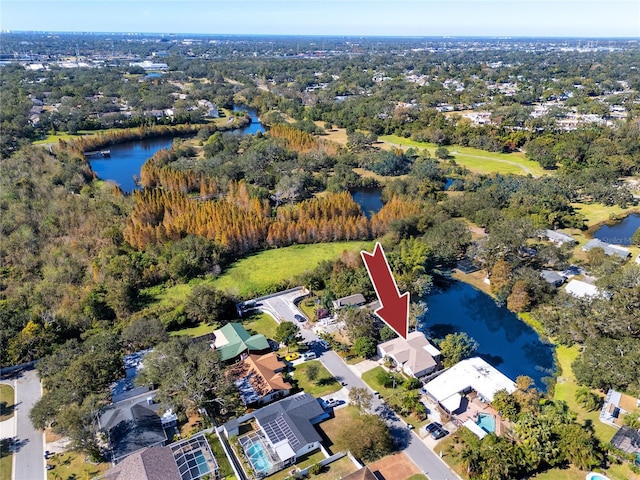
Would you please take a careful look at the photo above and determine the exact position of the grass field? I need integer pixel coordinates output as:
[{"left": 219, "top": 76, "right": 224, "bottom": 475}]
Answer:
[
  {"left": 206, "top": 433, "right": 236, "bottom": 480},
  {"left": 379, "top": 134, "right": 547, "bottom": 177},
  {"left": 267, "top": 451, "right": 325, "bottom": 480},
  {"left": 243, "top": 311, "right": 279, "bottom": 340},
  {"left": 169, "top": 321, "right": 217, "bottom": 337},
  {"left": 152, "top": 241, "right": 373, "bottom": 304},
  {"left": 0, "top": 384, "right": 15, "bottom": 422},
  {"left": 0, "top": 439, "right": 11, "bottom": 480},
  {"left": 46, "top": 451, "right": 108, "bottom": 480},
  {"left": 553, "top": 345, "right": 618, "bottom": 443},
  {"left": 293, "top": 360, "right": 341, "bottom": 397}
]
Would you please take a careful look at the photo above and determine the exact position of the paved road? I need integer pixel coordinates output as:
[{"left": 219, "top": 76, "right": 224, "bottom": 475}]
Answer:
[
  {"left": 319, "top": 350, "right": 459, "bottom": 480},
  {"left": 14, "top": 369, "right": 45, "bottom": 480},
  {"left": 249, "top": 289, "right": 460, "bottom": 479}
]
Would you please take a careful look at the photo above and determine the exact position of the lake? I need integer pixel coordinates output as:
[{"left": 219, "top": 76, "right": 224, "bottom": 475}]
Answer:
[
  {"left": 89, "top": 137, "right": 174, "bottom": 193},
  {"left": 593, "top": 213, "right": 640, "bottom": 246},
  {"left": 90, "top": 105, "right": 267, "bottom": 192},
  {"left": 351, "top": 188, "right": 383, "bottom": 219},
  {"left": 420, "top": 281, "right": 555, "bottom": 390}
]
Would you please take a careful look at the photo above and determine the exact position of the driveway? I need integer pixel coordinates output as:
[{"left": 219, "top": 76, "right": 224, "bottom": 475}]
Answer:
[{"left": 247, "top": 287, "right": 309, "bottom": 324}]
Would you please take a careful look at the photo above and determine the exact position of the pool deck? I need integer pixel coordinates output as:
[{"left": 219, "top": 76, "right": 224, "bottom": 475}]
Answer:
[{"left": 454, "top": 395, "right": 504, "bottom": 436}]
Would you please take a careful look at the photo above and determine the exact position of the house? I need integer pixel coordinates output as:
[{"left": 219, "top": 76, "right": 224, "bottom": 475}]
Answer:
[
  {"left": 599, "top": 389, "right": 639, "bottom": 427},
  {"left": 100, "top": 432, "right": 219, "bottom": 480},
  {"left": 98, "top": 391, "right": 177, "bottom": 464},
  {"left": 423, "top": 357, "right": 516, "bottom": 414},
  {"left": 565, "top": 279, "right": 606, "bottom": 299},
  {"left": 231, "top": 353, "right": 292, "bottom": 406},
  {"left": 583, "top": 238, "right": 631, "bottom": 259},
  {"left": 212, "top": 323, "right": 270, "bottom": 362},
  {"left": 342, "top": 466, "right": 377, "bottom": 480},
  {"left": 223, "top": 392, "right": 329, "bottom": 478},
  {"left": 332, "top": 293, "right": 366, "bottom": 310},
  {"left": 377, "top": 331, "right": 441, "bottom": 378},
  {"left": 540, "top": 270, "right": 566, "bottom": 287},
  {"left": 544, "top": 229, "right": 575, "bottom": 245}
]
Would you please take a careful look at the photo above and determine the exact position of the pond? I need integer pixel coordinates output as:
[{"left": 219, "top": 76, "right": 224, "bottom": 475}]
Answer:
[
  {"left": 351, "top": 188, "right": 383, "bottom": 219},
  {"left": 419, "top": 281, "right": 555, "bottom": 390},
  {"left": 90, "top": 105, "right": 268, "bottom": 192},
  {"left": 89, "top": 136, "right": 173, "bottom": 193},
  {"left": 593, "top": 213, "right": 640, "bottom": 246}
]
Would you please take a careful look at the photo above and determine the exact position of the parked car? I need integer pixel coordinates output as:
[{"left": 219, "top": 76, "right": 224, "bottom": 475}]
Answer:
[
  {"left": 294, "top": 314, "right": 307, "bottom": 323},
  {"left": 285, "top": 353, "right": 300, "bottom": 362},
  {"left": 46, "top": 464, "right": 55, "bottom": 470},
  {"left": 302, "top": 351, "right": 317, "bottom": 360},
  {"left": 324, "top": 398, "right": 344, "bottom": 408},
  {"left": 431, "top": 427, "right": 449, "bottom": 440},
  {"left": 424, "top": 422, "right": 442, "bottom": 433}
]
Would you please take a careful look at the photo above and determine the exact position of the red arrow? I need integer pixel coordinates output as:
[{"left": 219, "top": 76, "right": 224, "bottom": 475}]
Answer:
[{"left": 361, "top": 242, "right": 409, "bottom": 339}]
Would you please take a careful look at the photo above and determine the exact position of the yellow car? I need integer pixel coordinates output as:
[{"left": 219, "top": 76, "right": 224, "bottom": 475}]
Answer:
[{"left": 285, "top": 353, "right": 300, "bottom": 362}]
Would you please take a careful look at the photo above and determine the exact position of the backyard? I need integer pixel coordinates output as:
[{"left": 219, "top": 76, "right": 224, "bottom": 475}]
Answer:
[{"left": 46, "top": 451, "right": 108, "bottom": 480}]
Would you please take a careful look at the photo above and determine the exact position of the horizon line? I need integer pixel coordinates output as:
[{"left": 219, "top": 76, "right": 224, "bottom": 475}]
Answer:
[{"left": 3, "top": 30, "right": 640, "bottom": 40}]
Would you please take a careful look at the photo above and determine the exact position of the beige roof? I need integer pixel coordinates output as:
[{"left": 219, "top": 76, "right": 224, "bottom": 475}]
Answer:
[
  {"left": 378, "top": 331, "right": 438, "bottom": 376},
  {"left": 342, "top": 466, "right": 377, "bottom": 480}
]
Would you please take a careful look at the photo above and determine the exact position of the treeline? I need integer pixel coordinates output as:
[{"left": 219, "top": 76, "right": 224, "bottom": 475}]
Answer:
[{"left": 269, "top": 123, "right": 340, "bottom": 156}]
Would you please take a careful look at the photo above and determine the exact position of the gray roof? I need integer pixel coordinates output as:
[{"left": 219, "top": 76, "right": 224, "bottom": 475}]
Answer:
[
  {"left": 541, "top": 270, "right": 565, "bottom": 286},
  {"left": 99, "top": 393, "right": 168, "bottom": 463},
  {"left": 332, "top": 294, "right": 366, "bottom": 309},
  {"left": 545, "top": 229, "right": 575, "bottom": 244},
  {"left": 583, "top": 239, "right": 631, "bottom": 259},
  {"left": 254, "top": 392, "right": 325, "bottom": 451}
]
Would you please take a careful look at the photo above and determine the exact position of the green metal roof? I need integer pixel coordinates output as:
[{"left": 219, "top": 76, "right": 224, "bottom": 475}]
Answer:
[{"left": 216, "top": 323, "right": 269, "bottom": 361}]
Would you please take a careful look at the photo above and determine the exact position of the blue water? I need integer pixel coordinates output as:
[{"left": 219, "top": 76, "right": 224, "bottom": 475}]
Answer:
[
  {"left": 593, "top": 213, "right": 640, "bottom": 246},
  {"left": 420, "top": 281, "right": 555, "bottom": 390},
  {"left": 246, "top": 443, "right": 272, "bottom": 472},
  {"left": 89, "top": 137, "right": 173, "bottom": 193},
  {"left": 233, "top": 105, "right": 267, "bottom": 135},
  {"left": 90, "top": 105, "right": 267, "bottom": 193},
  {"left": 351, "top": 188, "right": 383, "bottom": 219},
  {"left": 476, "top": 413, "right": 495, "bottom": 433}
]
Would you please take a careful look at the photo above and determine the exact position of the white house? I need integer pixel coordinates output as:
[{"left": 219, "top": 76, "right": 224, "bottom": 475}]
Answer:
[
  {"left": 423, "top": 357, "right": 516, "bottom": 414},
  {"left": 377, "top": 331, "right": 440, "bottom": 378}
]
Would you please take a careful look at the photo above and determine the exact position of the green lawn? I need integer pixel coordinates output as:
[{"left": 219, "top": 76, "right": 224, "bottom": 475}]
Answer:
[
  {"left": 46, "top": 451, "right": 108, "bottom": 480},
  {"left": 0, "top": 439, "right": 12, "bottom": 480},
  {"left": 313, "top": 455, "right": 358, "bottom": 479},
  {"left": 293, "top": 360, "right": 341, "bottom": 397},
  {"left": 151, "top": 241, "right": 373, "bottom": 305},
  {"left": 169, "top": 321, "right": 217, "bottom": 337},
  {"left": 553, "top": 345, "right": 618, "bottom": 443},
  {"left": 0, "top": 384, "right": 15, "bottom": 421},
  {"left": 206, "top": 433, "right": 237, "bottom": 480},
  {"left": 267, "top": 451, "right": 326, "bottom": 480},
  {"left": 571, "top": 203, "right": 640, "bottom": 228},
  {"left": 211, "top": 241, "right": 373, "bottom": 297},
  {"left": 379, "top": 134, "right": 547, "bottom": 177},
  {"left": 243, "top": 311, "right": 279, "bottom": 340},
  {"left": 361, "top": 367, "right": 428, "bottom": 429}
]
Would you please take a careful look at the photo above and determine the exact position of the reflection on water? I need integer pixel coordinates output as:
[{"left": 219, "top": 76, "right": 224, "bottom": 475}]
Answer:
[{"left": 420, "top": 281, "right": 555, "bottom": 389}]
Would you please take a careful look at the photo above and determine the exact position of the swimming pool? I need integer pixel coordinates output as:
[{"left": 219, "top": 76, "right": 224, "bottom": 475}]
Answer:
[
  {"left": 246, "top": 442, "right": 273, "bottom": 473},
  {"left": 476, "top": 413, "right": 496, "bottom": 433},
  {"left": 585, "top": 473, "right": 611, "bottom": 480}
]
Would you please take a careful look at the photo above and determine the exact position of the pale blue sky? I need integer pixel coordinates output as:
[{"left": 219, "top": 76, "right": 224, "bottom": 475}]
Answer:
[{"left": 2, "top": 0, "right": 639, "bottom": 37}]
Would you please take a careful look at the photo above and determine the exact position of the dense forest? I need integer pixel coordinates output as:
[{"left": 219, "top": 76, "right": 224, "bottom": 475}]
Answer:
[{"left": 1, "top": 33, "right": 640, "bottom": 477}]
